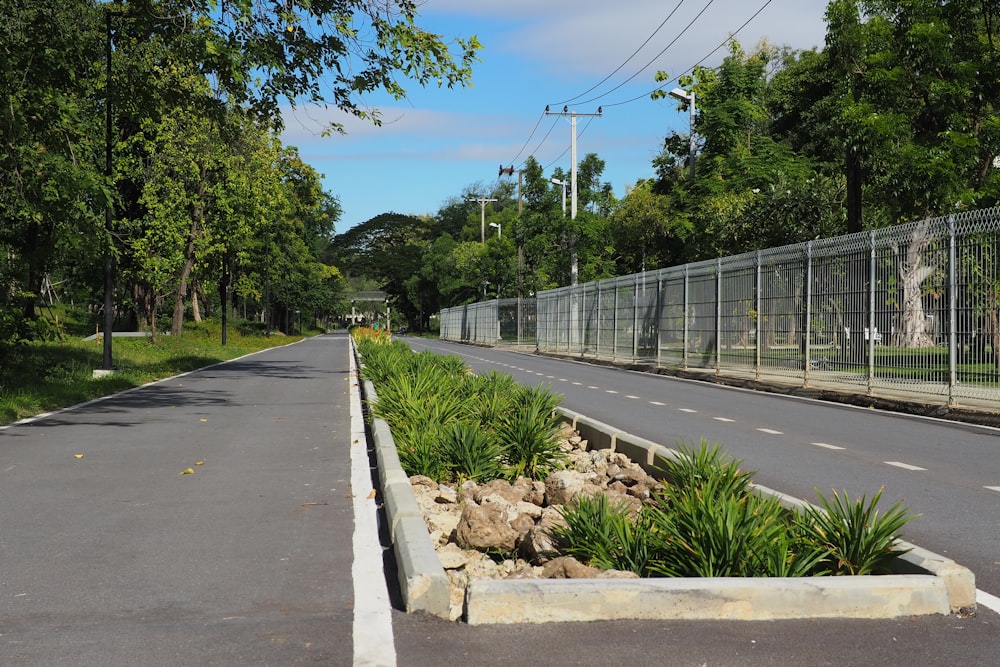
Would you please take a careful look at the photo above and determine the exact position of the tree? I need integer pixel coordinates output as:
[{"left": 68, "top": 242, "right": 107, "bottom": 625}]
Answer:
[{"left": 0, "top": 0, "right": 104, "bottom": 332}]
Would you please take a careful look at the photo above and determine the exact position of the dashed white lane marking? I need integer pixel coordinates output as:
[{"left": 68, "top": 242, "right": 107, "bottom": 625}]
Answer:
[
  {"left": 349, "top": 342, "right": 397, "bottom": 667},
  {"left": 885, "top": 461, "right": 927, "bottom": 471},
  {"left": 606, "top": 390, "right": 619, "bottom": 394},
  {"left": 626, "top": 395, "right": 640, "bottom": 399},
  {"left": 977, "top": 589, "right": 1000, "bottom": 615},
  {"left": 572, "top": 382, "right": 582, "bottom": 386},
  {"left": 713, "top": 417, "right": 735, "bottom": 423},
  {"left": 679, "top": 408, "right": 697, "bottom": 413},
  {"left": 757, "top": 428, "right": 783, "bottom": 435},
  {"left": 588, "top": 386, "right": 599, "bottom": 390},
  {"left": 558, "top": 378, "right": 568, "bottom": 382},
  {"left": 985, "top": 486, "right": 1000, "bottom": 493},
  {"left": 650, "top": 401, "right": 666, "bottom": 406},
  {"left": 812, "top": 442, "right": 846, "bottom": 451}
]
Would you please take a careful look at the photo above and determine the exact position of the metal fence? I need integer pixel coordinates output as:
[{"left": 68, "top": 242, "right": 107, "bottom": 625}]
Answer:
[
  {"left": 442, "top": 207, "right": 1000, "bottom": 410},
  {"left": 438, "top": 298, "right": 537, "bottom": 347}
]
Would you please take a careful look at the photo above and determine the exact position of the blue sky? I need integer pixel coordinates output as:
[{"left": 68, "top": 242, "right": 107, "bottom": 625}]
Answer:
[{"left": 279, "top": 0, "right": 832, "bottom": 234}]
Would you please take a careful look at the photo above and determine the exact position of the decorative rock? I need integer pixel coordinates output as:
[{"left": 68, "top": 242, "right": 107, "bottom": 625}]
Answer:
[
  {"left": 436, "top": 484, "right": 458, "bottom": 504},
  {"left": 545, "top": 470, "right": 585, "bottom": 505},
  {"left": 437, "top": 543, "right": 472, "bottom": 569},
  {"left": 456, "top": 502, "right": 519, "bottom": 552},
  {"left": 541, "top": 556, "right": 602, "bottom": 579}
]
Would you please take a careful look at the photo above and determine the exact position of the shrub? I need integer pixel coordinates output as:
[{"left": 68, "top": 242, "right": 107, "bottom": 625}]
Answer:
[
  {"left": 552, "top": 494, "right": 654, "bottom": 575},
  {"left": 439, "top": 421, "right": 504, "bottom": 483},
  {"left": 796, "top": 487, "right": 915, "bottom": 575},
  {"left": 496, "top": 385, "right": 565, "bottom": 481}
]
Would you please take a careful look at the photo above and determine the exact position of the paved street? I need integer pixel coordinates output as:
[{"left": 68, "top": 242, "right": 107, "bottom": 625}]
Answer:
[
  {"left": 3, "top": 333, "right": 999, "bottom": 666},
  {"left": 0, "top": 335, "right": 364, "bottom": 665}
]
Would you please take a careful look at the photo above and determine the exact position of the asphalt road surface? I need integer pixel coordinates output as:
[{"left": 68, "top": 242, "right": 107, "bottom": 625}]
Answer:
[{"left": 3, "top": 333, "right": 999, "bottom": 666}]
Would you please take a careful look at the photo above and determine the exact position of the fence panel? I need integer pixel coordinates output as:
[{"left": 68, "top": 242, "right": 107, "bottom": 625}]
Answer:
[{"left": 440, "top": 207, "right": 1000, "bottom": 411}]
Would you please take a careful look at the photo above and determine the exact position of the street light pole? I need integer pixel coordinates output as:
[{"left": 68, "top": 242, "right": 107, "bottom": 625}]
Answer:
[
  {"left": 488, "top": 222, "right": 501, "bottom": 238},
  {"left": 468, "top": 197, "right": 498, "bottom": 243},
  {"left": 669, "top": 87, "right": 696, "bottom": 184},
  {"left": 100, "top": 7, "right": 115, "bottom": 373},
  {"left": 550, "top": 178, "right": 567, "bottom": 216}
]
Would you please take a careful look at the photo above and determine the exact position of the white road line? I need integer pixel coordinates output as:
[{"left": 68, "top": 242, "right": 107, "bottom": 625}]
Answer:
[
  {"left": 977, "top": 589, "right": 1000, "bottom": 615},
  {"left": 713, "top": 417, "right": 735, "bottom": 423},
  {"left": 885, "top": 461, "right": 927, "bottom": 471},
  {"left": 606, "top": 390, "right": 619, "bottom": 394},
  {"left": 349, "top": 343, "right": 397, "bottom": 667},
  {"left": 679, "top": 408, "right": 697, "bottom": 413},
  {"left": 812, "top": 442, "right": 846, "bottom": 451},
  {"left": 588, "top": 386, "right": 599, "bottom": 389},
  {"left": 626, "top": 395, "right": 640, "bottom": 399},
  {"left": 757, "top": 428, "right": 783, "bottom": 435},
  {"left": 572, "top": 382, "right": 582, "bottom": 386},
  {"left": 650, "top": 401, "right": 666, "bottom": 406},
  {"left": 558, "top": 378, "right": 568, "bottom": 382},
  {"left": 985, "top": 486, "right": 1000, "bottom": 493}
]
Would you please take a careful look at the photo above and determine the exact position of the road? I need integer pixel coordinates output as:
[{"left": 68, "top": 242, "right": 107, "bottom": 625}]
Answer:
[
  {"left": 2, "top": 333, "right": 999, "bottom": 666},
  {"left": 401, "top": 340, "right": 1000, "bottom": 601}
]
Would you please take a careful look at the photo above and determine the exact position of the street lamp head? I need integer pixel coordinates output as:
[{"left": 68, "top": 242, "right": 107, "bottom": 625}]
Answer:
[
  {"left": 550, "top": 178, "right": 565, "bottom": 186},
  {"left": 668, "top": 87, "right": 691, "bottom": 102}
]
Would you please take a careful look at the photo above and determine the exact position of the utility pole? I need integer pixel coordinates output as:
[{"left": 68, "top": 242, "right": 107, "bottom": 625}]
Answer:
[
  {"left": 467, "top": 196, "right": 498, "bottom": 243},
  {"left": 544, "top": 105, "right": 602, "bottom": 285}
]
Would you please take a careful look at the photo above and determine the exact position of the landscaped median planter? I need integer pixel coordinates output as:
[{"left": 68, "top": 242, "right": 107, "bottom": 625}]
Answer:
[{"left": 353, "top": 342, "right": 976, "bottom": 625}]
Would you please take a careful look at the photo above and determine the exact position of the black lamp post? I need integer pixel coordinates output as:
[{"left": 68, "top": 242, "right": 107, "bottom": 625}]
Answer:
[{"left": 101, "top": 7, "right": 115, "bottom": 371}]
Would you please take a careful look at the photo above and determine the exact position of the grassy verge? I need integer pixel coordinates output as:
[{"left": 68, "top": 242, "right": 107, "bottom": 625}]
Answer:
[{"left": 0, "top": 320, "right": 302, "bottom": 425}]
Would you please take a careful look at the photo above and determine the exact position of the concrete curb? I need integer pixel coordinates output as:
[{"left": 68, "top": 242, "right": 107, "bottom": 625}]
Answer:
[
  {"left": 353, "top": 341, "right": 976, "bottom": 623},
  {"left": 357, "top": 364, "right": 451, "bottom": 618}
]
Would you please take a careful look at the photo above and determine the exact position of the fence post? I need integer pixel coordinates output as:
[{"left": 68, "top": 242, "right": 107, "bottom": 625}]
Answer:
[
  {"left": 868, "top": 230, "right": 876, "bottom": 396},
  {"left": 716, "top": 258, "right": 723, "bottom": 375},
  {"left": 656, "top": 275, "right": 663, "bottom": 368},
  {"left": 595, "top": 282, "right": 602, "bottom": 359},
  {"left": 948, "top": 216, "right": 958, "bottom": 404},
  {"left": 755, "top": 251, "right": 762, "bottom": 381},
  {"left": 633, "top": 276, "right": 639, "bottom": 361},
  {"left": 804, "top": 241, "right": 813, "bottom": 388},
  {"left": 611, "top": 283, "right": 618, "bottom": 361},
  {"left": 683, "top": 265, "right": 690, "bottom": 370}
]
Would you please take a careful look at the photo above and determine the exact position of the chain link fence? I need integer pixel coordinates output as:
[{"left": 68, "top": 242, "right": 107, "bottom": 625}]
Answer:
[{"left": 441, "top": 207, "right": 1000, "bottom": 410}]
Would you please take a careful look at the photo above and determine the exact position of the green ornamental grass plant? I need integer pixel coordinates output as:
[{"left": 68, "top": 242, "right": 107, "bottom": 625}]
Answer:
[{"left": 354, "top": 333, "right": 917, "bottom": 578}]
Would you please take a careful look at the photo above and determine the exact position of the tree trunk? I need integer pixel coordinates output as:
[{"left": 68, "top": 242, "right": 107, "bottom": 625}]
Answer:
[
  {"left": 895, "top": 220, "right": 937, "bottom": 348},
  {"left": 171, "top": 162, "right": 206, "bottom": 337}
]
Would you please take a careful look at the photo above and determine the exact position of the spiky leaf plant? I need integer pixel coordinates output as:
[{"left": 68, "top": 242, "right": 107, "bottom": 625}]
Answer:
[
  {"left": 551, "top": 493, "right": 654, "bottom": 575},
  {"left": 497, "top": 385, "right": 565, "bottom": 481},
  {"left": 797, "top": 488, "right": 915, "bottom": 575},
  {"left": 439, "top": 421, "right": 504, "bottom": 483}
]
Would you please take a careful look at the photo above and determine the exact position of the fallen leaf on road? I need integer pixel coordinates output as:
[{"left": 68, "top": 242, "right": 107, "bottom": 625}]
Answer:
[
  {"left": 179, "top": 468, "right": 195, "bottom": 475},
  {"left": 74, "top": 454, "right": 84, "bottom": 459},
  {"left": 195, "top": 461, "right": 204, "bottom": 466},
  {"left": 199, "top": 418, "right": 208, "bottom": 423},
  {"left": 367, "top": 489, "right": 377, "bottom": 499}
]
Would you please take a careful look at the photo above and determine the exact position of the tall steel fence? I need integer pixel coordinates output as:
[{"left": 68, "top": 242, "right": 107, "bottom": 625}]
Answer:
[
  {"left": 442, "top": 207, "right": 1000, "bottom": 410},
  {"left": 438, "top": 298, "right": 537, "bottom": 347}
]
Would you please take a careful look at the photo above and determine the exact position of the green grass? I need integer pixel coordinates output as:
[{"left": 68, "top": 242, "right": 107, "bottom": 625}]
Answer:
[{"left": 0, "top": 319, "right": 301, "bottom": 425}]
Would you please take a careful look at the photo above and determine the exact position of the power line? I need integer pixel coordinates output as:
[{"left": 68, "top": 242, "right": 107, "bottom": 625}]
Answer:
[
  {"left": 553, "top": 0, "right": 687, "bottom": 107},
  {"left": 507, "top": 109, "right": 547, "bottom": 167},
  {"left": 601, "top": 0, "right": 776, "bottom": 109},
  {"left": 565, "top": 0, "right": 718, "bottom": 108}
]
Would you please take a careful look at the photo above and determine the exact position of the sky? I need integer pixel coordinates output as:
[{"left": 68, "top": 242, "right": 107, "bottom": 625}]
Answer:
[{"left": 279, "top": 0, "right": 833, "bottom": 234}]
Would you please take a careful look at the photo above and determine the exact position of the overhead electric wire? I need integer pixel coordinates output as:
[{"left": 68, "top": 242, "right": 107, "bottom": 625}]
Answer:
[
  {"left": 551, "top": 0, "right": 717, "bottom": 109},
  {"left": 553, "top": 0, "right": 686, "bottom": 107},
  {"left": 507, "top": 109, "right": 548, "bottom": 167},
  {"left": 600, "top": 0, "right": 776, "bottom": 109}
]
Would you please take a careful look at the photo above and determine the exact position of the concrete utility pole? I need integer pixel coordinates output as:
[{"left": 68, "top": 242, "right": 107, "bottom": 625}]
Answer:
[
  {"left": 467, "top": 197, "right": 498, "bottom": 243},
  {"left": 544, "top": 105, "right": 602, "bottom": 285}
]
